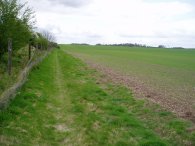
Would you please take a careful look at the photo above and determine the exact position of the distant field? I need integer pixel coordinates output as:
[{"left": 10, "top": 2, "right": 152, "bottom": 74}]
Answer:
[{"left": 63, "top": 45, "right": 195, "bottom": 119}]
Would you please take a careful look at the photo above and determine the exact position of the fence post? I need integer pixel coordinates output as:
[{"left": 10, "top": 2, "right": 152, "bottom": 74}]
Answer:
[
  {"left": 29, "top": 43, "right": 31, "bottom": 60},
  {"left": 8, "top": 38, "right": 12, "bottom": 76},
  {"left": 36, "top": 43, "right": 38, "bottom": 50}
]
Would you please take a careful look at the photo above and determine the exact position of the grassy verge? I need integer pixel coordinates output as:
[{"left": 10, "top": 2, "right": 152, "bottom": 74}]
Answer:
[{"left": 0, "top": 49, "right": 195, "bottom": 146}]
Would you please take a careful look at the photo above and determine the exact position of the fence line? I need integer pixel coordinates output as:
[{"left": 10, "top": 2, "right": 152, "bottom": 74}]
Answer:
[{"left": 0, "top": 49, "right": 51, "bottom": 110}]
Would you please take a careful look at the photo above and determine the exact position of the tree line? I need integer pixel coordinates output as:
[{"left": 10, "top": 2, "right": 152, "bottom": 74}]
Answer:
[
  {"left": 96, "top": 43, "right": 151, "bottom": 47},
  {"left": 0, "top": 0, "right": 58, "bottom": 60}
]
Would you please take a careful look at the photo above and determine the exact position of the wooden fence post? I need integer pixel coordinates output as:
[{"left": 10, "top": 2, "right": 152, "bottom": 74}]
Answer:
[
  {"left": 29, "top": 43, "right": 31, "bottom": 60},
  {"left": 36, "top": 43, "right": 38, "bottom": 50},
  {"left": 8, "top": 38, "right": 12, "bottom": 75}
]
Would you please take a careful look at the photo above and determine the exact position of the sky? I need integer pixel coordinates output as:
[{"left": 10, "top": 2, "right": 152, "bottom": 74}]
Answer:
[{"left": 21, "top": 0, "right": 195, "bottom": 48}]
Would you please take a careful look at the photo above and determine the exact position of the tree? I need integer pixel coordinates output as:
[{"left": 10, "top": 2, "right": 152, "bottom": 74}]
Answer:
[
  {"left": 35, "top": 32, "right": 48, "bottom": 50},
  {"left": 41, "top": 30, "right": 56, "bottom": 43},
  {"left": 35, "top": 30, "right": 56, "bottom": 50},
  {"left": 0, "top": 0, "right": 35, "bottom": 58},
  {"left": 158, "top": 45, "right": 166, "bottom": 48}
]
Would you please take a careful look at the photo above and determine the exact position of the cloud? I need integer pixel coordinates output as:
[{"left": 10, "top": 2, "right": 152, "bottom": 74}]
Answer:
[
  {"left": 23, "top": 0, "right": 195, "bottom": 48},
  {"left": 47, "top": 0, "right": 91, "bottom": 8}
]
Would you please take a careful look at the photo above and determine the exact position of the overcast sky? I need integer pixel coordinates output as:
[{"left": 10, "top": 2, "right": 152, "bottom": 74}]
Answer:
[{"left": 21, "top": 0, "right": 195, "bottom": 48}]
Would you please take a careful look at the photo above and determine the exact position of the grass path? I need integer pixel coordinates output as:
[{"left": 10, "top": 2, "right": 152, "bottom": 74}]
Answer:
[{"left": 0, "top": 49, "right": 195, "bottom": 146}]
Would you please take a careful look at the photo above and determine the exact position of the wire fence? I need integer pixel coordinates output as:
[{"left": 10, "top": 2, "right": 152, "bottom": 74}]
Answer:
[{"left": 0, "top": 49, "right": 51, "bottom": 109}]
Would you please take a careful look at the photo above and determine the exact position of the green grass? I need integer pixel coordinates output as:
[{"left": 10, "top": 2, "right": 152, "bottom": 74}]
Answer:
[
  {"left": 63, "top": 45, "right": 195, "bottom": 113},
  {"left": 0, "top": 49, "right": 195, "bottom": 145}
]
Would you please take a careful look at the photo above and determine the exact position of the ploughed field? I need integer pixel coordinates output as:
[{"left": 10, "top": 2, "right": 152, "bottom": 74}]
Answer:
[
  {"left": 1, "top": 49, "right": 195, "bottom": 146},
  {"left": 64, "top": 45, "right": 195, "bottom": 120}
]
